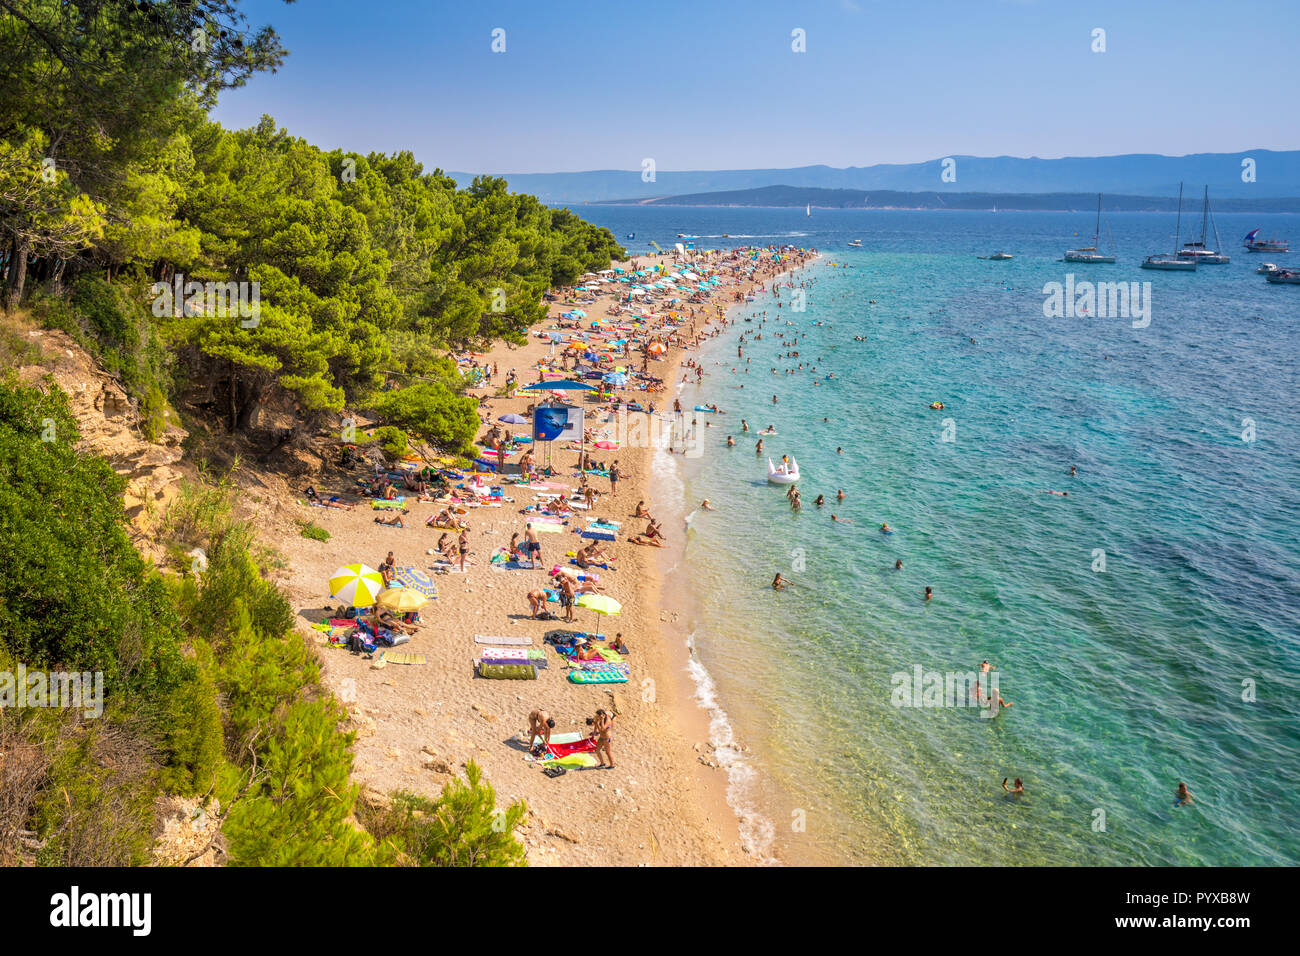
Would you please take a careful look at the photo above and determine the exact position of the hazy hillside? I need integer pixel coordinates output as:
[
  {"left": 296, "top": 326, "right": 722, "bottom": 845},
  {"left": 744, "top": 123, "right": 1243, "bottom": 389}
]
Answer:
[
  {"left": 448, "top": 149, "right": 1300, "bottom": 204},
  {"left": 592, "top": 184, "right": 1300, "bottom": 213}
]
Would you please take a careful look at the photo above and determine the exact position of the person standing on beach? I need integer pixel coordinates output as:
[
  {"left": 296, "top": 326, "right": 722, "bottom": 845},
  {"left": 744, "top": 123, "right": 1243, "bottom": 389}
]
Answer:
[
  {"left": 589, "top": 708, "right": 616, "bottom": 769},
  {"left": 528, "top": 709, "right": 556, "bottom": 750},
  {"left": 608, "top": 461, "right": 621, "bottom": 496},
  {"left": 457, "top": 530, "right": 469, "bottom": 573},
  {"left": 559, "top": 575, "right": 577, "bottom": 623},
  {"left": 524, "top": 524, "right": 542, "bottom": 568}
]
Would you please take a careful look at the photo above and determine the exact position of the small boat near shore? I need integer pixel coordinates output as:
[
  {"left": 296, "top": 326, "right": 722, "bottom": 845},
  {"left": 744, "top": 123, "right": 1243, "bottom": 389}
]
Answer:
[
  {"left": 979, "top": 252, "right": 1013, "bottom": 260},
  {"left": 1265, "top": 268, "right": 1300, "bottom": 284},
  {"left": 847, "top": 239, "right": 863, "bottom": 247},
  {"left": 767, "top": 457, "right": 800, "bottom": 484}
]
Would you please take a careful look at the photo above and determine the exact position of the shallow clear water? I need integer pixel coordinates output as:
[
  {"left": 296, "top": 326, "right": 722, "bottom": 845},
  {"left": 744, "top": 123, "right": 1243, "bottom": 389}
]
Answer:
[{"left": 580, "top": 206, "right": 1300, "bottom": 865}]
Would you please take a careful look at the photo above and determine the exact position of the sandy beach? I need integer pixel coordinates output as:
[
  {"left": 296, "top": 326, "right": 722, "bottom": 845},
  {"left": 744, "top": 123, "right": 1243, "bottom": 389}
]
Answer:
[{"left": 260, "top": 246, "right": 815, "bottom": 866}]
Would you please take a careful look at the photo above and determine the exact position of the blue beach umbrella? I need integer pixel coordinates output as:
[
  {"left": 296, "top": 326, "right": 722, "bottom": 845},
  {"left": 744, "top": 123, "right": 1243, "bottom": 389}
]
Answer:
[{"left": 394, "top": 567, "right": 438, "bottom": 600}]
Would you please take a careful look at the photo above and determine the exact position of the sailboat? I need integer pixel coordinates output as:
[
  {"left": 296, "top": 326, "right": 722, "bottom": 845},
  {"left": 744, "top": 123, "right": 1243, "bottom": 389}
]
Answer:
[
  {"left": 1064, "top": 194, "right": 1117, "bottom": 263},
  {"left": 806, "top": 204, "right": 811, "bottom": 217},
  {"left": 1141, "top": 183, "right": 1197, "bottom": 271},
  {"left": 1178, "top": 187, "right": 1229, "bottom": 264}
]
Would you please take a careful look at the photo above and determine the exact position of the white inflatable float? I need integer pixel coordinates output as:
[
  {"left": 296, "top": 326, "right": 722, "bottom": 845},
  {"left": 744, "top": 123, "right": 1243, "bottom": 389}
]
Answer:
[{"left": 767, "top": 457, "right": 800, "bottom": 484}]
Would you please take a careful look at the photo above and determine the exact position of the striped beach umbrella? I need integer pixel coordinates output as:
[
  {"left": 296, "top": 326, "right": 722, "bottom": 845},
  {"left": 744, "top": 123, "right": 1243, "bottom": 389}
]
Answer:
[
  {"left": 394, "top": 567, "right": 439, "bottom": 599},
  {"left": 329, "top": 564, "right": 385, "bottom": 607}
]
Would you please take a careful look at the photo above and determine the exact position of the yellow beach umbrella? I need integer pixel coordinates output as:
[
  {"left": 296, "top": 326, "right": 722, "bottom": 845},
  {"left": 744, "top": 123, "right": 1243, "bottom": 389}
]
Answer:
[
  {"left": 376, "top": 587, "right": 429, "bottom": 613},
  {"left": 575, "top": 594, "right": 621, "bottom": 616},
  {"left": 329, "top": 564, "right": 385, "bottom": 607}
]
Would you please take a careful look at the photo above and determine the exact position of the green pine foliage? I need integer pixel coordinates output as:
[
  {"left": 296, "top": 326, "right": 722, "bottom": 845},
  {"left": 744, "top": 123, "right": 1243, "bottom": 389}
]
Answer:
[{"left": 365, "top": 762, "right": 528, "bottom": 867}]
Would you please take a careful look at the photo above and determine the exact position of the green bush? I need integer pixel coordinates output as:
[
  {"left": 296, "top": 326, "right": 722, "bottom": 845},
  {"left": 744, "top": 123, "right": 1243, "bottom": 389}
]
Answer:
[
  {"left": 365, "top": 762, "right": 527, "bottom": 867},
  {"left": 299, "top": 521, "right": 330, "bottom": 542},
  {"left": 222, "top": 698, "right": 374, "bottom": 866}
]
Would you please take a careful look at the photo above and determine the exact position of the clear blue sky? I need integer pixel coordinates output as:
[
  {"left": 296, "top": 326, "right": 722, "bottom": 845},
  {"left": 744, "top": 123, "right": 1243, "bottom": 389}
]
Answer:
[{"left": 212, "top": 0, "right": 1300, "bottom": 173}]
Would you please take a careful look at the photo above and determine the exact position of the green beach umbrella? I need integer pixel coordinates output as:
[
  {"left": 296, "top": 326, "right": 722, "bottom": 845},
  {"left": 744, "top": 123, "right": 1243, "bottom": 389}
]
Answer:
[{"left": 329, "top": 564, "right": 385, "bottom": 607}]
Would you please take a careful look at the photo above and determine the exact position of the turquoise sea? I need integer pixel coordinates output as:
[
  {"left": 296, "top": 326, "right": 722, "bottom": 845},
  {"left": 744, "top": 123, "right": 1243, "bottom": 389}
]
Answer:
[{"left": 581, "top": 206, "right": 1300, "bottom": 866}]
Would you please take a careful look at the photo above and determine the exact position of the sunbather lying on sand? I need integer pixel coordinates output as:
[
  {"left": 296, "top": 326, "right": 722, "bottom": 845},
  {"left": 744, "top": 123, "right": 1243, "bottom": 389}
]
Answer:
[
  {"left": 374, "top": 514, "right": 406, "bottom": 527},
  {"left": 305, "top": 487, "right": 354, "bottom": 509}
]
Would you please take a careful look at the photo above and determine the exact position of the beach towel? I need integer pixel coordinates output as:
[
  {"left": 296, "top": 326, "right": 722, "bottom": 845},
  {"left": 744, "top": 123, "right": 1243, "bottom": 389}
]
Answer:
[
  {"left": 372, "top": 498, "right": 407, "bottom": 510},
  {"left": 580, "top": 528, "right": 617, "bottom": 541},
  {"left": 546, "top": 738, "right": 598, "bottom": 759},
  {"left": 381, "top": 652, "right": 426, "bottom": 665},
  {"left": 478, "top": 646, "right": 531, "bottom": 661},
  {"left": 482, "top": 656, "right": 548, "bottom": 669},
  {"left": 477, "top": 662, "right": 537, "bottom": 680},
  {"left": 549, "top": 753, "right": 600, "bottom": 768},
  {"left": 475, "top": 634, "right": 532, "bottom": 645}
]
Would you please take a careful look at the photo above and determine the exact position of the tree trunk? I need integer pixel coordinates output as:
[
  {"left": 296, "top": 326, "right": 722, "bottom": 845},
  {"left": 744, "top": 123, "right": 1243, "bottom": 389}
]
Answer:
[{"left": 3, "top": 236, "right": 29, "bottom": 313}]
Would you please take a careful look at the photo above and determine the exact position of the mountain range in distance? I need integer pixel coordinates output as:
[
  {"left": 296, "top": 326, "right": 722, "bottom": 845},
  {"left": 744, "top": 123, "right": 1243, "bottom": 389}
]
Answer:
[
  {"left": 594, "top": 184, "right": 1300, "bottom": 213},
  {"left": 447, "top": 149, "right": 1300, "bottom": 205}
]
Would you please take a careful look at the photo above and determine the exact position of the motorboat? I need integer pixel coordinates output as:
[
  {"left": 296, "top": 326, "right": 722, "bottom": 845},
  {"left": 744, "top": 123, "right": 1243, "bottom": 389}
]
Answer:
[
  {"left": 1265, "top": 268, "right": 1300, "bottom": 285},
  {"left": 1142, "top": 183, "right": 1198, "bottom": 271},
  {"left": 1243, "top": 229, "right": 1289, "bottom": 253},
  {"left": 847, "top": 239, "right": 864, "bottom": 247},
  {"left": 980, "top": 252, "right": 1013, "bottom": 260},
  {"left": 1257, "top": 262, "right": 1278, "bottom": 275},
  {"left": 767, "top": 457, "right": 800, "bottom": 484}
]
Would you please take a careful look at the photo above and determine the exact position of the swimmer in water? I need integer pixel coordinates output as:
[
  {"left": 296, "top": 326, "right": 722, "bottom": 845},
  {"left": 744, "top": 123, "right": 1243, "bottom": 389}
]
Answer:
[
  {"left": 772, "top": 573, "right": 790, "bottom": 591},
  {"left": 1174, "top": 782, "right": 1194, "bottom": 806},
  {"left": 836, "top": 489, "right": 845, "bottom": 501},
  {"left": 1003, "top": 777, "right": 1024, "bottom": 795},
  {"left": 1070, "top": 465, "right": 1077, "bottom": 477},
  {"left": 831, "top": 514, "right": 851, "bottom": 523},
  {"left": 726, "top": 435, "right": 735, "bottom": 447},
  {"left": 700, "top": 499, "right": 714, "bottom": 511},
  {"left": 756, "top": 438, "right": 764, "bottom": 454},
  {"left": 881, "top": 522, "right": 892, "bottom": 533},
  {"left": 742, "top": 419, "right": 749, "bottom": 432},
  {"left": 773, "top": 394, "right": 779, "bottom": 404},
  {"left": 1044, "top": 490, "right": 1069, "bottom": 497},
  {"left": 814, "top": 494, "right": 825, "bottom": 507},
  {"left": 924, "top": 586, "right": 932, "bottom": 602},
  {"left": 895, "top": 559, "right": 903, "bottom": 570}
]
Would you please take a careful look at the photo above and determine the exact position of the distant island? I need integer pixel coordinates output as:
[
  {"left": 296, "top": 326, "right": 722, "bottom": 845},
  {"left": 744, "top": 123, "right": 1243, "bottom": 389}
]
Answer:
[{"left": 593, "top": 185, "right": 1300, "bottom": 213}]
